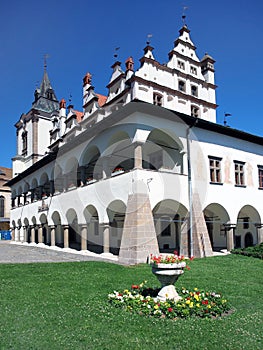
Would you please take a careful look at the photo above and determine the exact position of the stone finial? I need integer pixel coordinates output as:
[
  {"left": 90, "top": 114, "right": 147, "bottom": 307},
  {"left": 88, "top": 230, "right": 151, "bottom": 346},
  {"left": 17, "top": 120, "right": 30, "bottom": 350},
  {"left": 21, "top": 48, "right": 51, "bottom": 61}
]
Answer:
[
  {"left": 125, "top": 56, "right": 134, "bottom": 71},
  {"left": 59, "top": 98, "right": 66, "bottom": 109},
  {"left": 83, "top": 72, "right": 92, "bottom": 86}
]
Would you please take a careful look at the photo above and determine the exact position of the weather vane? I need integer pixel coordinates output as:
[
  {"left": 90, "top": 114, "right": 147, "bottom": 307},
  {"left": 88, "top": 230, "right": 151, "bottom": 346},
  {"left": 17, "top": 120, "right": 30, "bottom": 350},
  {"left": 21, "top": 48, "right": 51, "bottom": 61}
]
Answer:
[
  {"left": 146, "top": 34, "right": 153, "bottom": 45},
  {"left": 224, "top": 113, "right": 232, "bottom": 127},
  {"left": 182, "top": 6, "right": 188, "bottom": 25},
  {"left": 44, "top": 54, "right": 50, "bottom": 71},
  {"left": 114, "top": 47, "right": 120, "bottom": 60}
]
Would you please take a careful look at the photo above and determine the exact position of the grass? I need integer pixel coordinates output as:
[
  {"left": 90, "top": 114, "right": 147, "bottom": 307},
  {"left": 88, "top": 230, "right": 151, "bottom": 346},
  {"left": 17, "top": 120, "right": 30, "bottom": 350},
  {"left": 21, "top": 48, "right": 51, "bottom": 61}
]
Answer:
[{"left": 0, "top": 254, "right": 262, "bottom": 350}]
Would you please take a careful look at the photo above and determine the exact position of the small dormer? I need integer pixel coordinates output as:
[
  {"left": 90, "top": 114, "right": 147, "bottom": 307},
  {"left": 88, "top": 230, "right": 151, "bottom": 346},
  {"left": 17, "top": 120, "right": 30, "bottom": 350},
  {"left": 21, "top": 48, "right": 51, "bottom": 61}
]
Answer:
[
  {"left": 201, "top": 53, "right": 215, "bottom": 84},
  {"left": 106, "top": 61, "right": 126, "bottom": 103}
]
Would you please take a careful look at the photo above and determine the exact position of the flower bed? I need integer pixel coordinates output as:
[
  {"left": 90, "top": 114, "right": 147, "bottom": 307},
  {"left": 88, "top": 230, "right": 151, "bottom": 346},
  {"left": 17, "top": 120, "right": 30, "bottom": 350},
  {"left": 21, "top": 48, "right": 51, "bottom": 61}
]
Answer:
[{"left": 108, "top": 281, "right": 232, "bottom": 319}]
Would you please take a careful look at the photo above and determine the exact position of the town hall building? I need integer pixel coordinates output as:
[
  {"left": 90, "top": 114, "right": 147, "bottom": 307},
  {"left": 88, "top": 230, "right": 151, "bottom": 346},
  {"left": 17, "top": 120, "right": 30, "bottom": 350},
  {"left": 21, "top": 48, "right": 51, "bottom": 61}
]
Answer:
[{"left": 7, "top": 24, "right": 263, "bottom": 264}]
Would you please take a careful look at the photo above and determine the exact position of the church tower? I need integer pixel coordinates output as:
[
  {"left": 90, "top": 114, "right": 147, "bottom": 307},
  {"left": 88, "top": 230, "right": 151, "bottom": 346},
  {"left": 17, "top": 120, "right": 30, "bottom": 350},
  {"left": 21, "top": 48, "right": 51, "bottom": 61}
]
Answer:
[{"left": 13, "top": 68, "right": 59, "bottom": 175}]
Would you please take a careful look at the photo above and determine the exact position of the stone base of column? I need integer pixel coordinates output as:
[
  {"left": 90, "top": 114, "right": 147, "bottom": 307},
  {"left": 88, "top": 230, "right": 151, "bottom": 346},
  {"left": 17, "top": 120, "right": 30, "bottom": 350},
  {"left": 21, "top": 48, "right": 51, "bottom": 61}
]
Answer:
[{"left": 119, "top": 192, "right": 159, "bottom": 265}]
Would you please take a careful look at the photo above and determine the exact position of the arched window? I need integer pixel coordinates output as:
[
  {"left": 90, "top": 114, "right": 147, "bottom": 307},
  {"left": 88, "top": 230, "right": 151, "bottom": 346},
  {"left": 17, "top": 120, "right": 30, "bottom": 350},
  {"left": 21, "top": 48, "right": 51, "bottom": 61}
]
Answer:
[
  {"left": 0, "top": 196, "right": 4, "bottom": 217},
  {"left": 22, "top": 131, "right": 28, "bottom": 155}
]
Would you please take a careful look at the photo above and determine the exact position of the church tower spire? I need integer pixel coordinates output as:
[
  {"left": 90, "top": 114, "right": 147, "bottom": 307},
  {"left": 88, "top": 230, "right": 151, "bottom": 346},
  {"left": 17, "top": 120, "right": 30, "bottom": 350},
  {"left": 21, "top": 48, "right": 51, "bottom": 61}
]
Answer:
[{"left": 32, "top": 62, "right": 59, "bottom": 114}]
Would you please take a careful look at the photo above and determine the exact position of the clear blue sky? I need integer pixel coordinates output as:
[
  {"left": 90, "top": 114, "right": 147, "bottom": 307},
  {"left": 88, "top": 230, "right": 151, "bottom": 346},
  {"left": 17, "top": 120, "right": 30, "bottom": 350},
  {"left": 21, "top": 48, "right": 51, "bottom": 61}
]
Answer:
[{"left": 0, "top": 0, "right": 262, "bottom": 168}]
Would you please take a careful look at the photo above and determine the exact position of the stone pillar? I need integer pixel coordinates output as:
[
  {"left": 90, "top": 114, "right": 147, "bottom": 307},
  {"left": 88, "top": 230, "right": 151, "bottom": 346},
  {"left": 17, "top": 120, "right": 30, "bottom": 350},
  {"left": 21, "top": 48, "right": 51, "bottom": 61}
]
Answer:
[
  {"left": 134, "top": 142, "right": 143, "bottom": 169},
  {"left": 255, "top": 224, "right": 263, "bottom": 244},
  {"left": 63, "top": 225, "right": 69, "bottom": 248},
  {"left": 81, "top": 225, "right": 87, "bottom": 250},
  {"left": 14, "top": 227, "right": 19, "bottom": 241},
  {"left": 50, "top": 225, "right": 56, "bottom": 246},
  {"left": 11, "top": 227, "right": 15, "bottom": 241},
  {"left": 38, "top": 225, "right": 43, "bottom": 244},
  {"left": 225, "top": 224, "right": 236, "bottom": 251},
  {"left": 80, "top": 166, "right": 86, "bottom": 186},
  {"left": 31, "top": 226, "right": 35, "bottom": 243},
  {"left": 102, "top": 223, "right": 110, "bottom": 253},
  {"left": 23, "top": 226, "right": 27, "bottom": 243}
]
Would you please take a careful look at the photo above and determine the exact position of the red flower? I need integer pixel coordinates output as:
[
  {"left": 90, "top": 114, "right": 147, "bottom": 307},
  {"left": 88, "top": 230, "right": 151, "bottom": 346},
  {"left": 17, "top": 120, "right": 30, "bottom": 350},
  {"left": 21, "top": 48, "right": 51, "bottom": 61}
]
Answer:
[
  {"left": 167, "top": 307, "right": 173, "bottom": 312},
  {"left": 202, "top": 300, "right": 208, "bottom": 305},
  {"left": 131, "top": 285, "right": 139, "bottom": 289}
]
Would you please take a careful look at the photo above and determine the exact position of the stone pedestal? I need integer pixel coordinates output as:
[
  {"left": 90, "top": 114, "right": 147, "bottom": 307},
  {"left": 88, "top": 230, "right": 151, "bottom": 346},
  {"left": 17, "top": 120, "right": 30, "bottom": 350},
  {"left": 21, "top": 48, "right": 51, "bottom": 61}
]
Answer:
[
  {"left": 119, "top": 188, "right": 159, "bottom": 265},
  {"left": 180, "top": 192, "right": 213, "bottom": 258}
]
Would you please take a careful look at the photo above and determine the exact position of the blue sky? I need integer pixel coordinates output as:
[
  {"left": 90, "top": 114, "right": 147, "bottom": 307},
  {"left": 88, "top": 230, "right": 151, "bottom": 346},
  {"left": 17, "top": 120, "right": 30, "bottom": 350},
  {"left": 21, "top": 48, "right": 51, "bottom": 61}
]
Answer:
[{"left": 0, "top": 0, "right": 262, "bottom": 168}]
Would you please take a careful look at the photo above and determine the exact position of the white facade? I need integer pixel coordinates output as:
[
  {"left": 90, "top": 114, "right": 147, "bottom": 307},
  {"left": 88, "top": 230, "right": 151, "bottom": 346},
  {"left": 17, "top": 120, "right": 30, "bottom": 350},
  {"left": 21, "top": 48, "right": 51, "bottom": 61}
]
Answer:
[{"left": 8, "top": 25, "right": 263, "bottom": 264}]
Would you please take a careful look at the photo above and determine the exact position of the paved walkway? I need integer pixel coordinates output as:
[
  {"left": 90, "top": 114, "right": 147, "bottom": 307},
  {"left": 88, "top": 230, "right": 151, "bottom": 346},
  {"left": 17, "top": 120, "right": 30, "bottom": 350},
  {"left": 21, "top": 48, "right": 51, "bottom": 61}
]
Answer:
[{"left": 0, "top": 241, "right": 118, "bottom": 264}]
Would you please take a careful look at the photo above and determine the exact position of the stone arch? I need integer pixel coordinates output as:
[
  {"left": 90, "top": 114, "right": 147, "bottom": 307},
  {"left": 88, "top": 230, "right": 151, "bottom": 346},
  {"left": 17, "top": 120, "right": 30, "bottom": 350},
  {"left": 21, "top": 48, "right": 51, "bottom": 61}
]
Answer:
[
  {"left": 153, "top": 199, "right": 188, "bottom": 253},
  {"left": 236, "top": 205, "right": 260, "bottom": 248},
  {"left": 64, "top": 157, "right": 79, "bottom": 190},
  {"left": 144, "top": 129, "right": 184, "bottom": 173},
  {"left": 203, "top": 203, "right": 230, "bottom": 250},
  {"left": 105, "top": 131, "right": 134, "bottom": 174},
  {"left": 80, "top": 145, "right": 101, "bottom": 183},
  {"left": 51, "top": 211, "right": 63, "bottom": 247},
  {"left": 39, "top": 213, "right": 49, "bottom": 245},
  {"left": 84, "top": 205, "right": 101, "bottom": 253},
  {"left": 107, "top": 200, "right": 126, "bottom": 255},
  {"left": 66, "top": 208, "right": 80, "bottom": 250}
]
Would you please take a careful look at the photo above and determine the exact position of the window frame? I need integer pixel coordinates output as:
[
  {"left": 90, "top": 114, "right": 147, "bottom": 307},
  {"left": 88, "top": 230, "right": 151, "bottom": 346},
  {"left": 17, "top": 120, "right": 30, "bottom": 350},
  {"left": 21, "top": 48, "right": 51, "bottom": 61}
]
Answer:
[
  {"left": 0, "top": 196, "right": 4, "bottom": 217},
  {"left": 178, "top": 80, "right": 186, "bottom": 92},
  {"left": 208, "top": 156, "right": 222, "bottom": 185},
  {"left": 191, "top": 105, "right": 199, "bottom": 118},
  {"left": 234, "top": 160, "right": 246, "bottom": 187},
  {"left": 191, "top": 85, "right": 198, "bottom": 97},
  {"left": 258, "top": 165, "right": 263, "bottom": 189},
  {"left": 153, "top": 92, "right": 163, "bottom": 107}
]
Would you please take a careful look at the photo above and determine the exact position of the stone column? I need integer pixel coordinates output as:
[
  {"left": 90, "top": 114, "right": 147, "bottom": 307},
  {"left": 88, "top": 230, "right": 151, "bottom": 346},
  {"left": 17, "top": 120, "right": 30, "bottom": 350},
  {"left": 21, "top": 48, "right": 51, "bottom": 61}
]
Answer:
[
  {"left": 134, "top": 142, "right": 143, "bottom": 169},
  {"left": 15, "top": 227, "right": 20, "bottom": 242},
  {"left": 102, "top": 223, "right": 110, "bottom": 253},
  {"left": 63, "top": 225, "right": 69, "bottom": 248},
  {"left": 38, "top": 225, "right": 43, "bottom": 244},
  {"left": 23, "top": 226, "right": 27, "bottom": 243},
  {"left": 224, "top": 224, "right": 236, "bottom": 251},
  {"left": 11, "top": 227, "right": 15, "bottom": 241},
  {"left": 50, "top": 225, "right": 56, "bottom": 246},
  {"left": 255, "top": 224, "right": 263, "bottom": 244},
  {"left": 81, "top": 225, "right": 87, "bottom": 250},
  {"left": 31, "top": 226, "right": 35, "bottom": 243},
  {"left": 20, "top": 226, "right": 25, "bottom": 243}
]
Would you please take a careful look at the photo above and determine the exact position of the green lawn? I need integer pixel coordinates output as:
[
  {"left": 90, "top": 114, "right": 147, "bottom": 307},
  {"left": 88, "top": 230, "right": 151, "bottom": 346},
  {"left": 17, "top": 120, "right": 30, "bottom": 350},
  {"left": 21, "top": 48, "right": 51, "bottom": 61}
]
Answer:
[{"left": 0, "top": 254, "right": 262, "bottom": 350}]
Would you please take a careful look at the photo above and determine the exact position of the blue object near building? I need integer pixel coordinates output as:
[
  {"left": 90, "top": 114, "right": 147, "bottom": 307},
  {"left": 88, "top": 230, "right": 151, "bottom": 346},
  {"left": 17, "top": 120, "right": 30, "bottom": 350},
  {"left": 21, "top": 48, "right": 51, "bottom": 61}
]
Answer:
[{"left": 0, "top": 230, "right": 12, "bottom": 240}]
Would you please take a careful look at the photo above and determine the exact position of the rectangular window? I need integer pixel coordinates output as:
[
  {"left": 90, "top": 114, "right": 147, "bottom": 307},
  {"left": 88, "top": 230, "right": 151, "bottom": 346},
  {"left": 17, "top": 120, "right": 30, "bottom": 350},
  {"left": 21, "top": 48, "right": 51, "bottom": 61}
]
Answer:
[
  {"left": 234, "top": 161, "right": 245, "bottom": 186},
  {"left": 190, "top": 66, "right": 197, "bottom": 75},
  {"left": 258, "top": 166, "right": 263, "bottom": 188},
  {"left": 178, "top": 80, "right": 185, "bottom": 92},
  {"left": 153, "top": 93, "right": 163, "bottom": 106},
  {"left": 177, "top": 60, "right": 185, "bottom": 70},
  {"left": 191, "top": 105, "right": 199, "bottom": 117},
  {"left": 191, "top": 85, "right": 198, "bottom": 97},
  {"left": 209, "top": 156, "right": 222, "bottom": 184}
]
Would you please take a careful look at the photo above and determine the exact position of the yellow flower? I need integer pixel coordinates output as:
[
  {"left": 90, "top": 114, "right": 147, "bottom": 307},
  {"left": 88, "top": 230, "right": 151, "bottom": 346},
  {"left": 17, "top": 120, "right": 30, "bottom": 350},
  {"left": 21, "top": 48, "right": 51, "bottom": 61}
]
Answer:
[
  {"left": 154, "top": 304, "right": 159, "bottom": 309},
  {"left": 194, "top": 294, "right": 200, "bottom": 301},
  {"left": 196, "top": 303, "right": 200, "bottom": 308},
  {"left": 207, "top": 305, "right": 211, "bottom": 309},
  {"left": 194, "top": 288, "right": 198, "bottom": 291},
  {"left": 186, "top": 300, "right": 191, "bottom": 305},
  {"left": 189, "top": 302, "right": 194, "bottom": 308}
]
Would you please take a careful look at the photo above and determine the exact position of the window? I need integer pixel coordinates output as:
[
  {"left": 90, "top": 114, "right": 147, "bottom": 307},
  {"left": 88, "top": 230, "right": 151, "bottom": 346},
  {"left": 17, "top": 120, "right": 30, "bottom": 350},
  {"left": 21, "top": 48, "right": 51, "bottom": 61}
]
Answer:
[
  {"left": 191, "top": 85, "right": 198, "bottom": 97},
  {"left": 234, "top": 161, "right": 245, "bottom": 186},
  {"left": 178, "top": 80, "right": 185, "bottom": 92},
  {"left": 243, "top": 217, "right": 249, "bottom": 229},
  {"left": 161, "top": 216, "right": 171, "bottom": 236},
  {"left": 190, "top": 66, "right": 197, "bottom": 75},
  {"left": 209, "top": 156, "right": 222, "bottom": 184},
  {"left": 191, "top": 105, "right": 199, "bottom": 117},
  {"left": 22, "top": 131, "right": 28, "bottom": 155},
  {"left": 258, "top": 166, "right": 263, "bottom": 188},
  {"left": 153, "top": 93, "right": 163, "bottom": 106},
  {"left": 0, "top": 196, "right": 4, "bottom": 217},
  {"left": 177, "top": 60, "right": 185, "bottom": 70}
]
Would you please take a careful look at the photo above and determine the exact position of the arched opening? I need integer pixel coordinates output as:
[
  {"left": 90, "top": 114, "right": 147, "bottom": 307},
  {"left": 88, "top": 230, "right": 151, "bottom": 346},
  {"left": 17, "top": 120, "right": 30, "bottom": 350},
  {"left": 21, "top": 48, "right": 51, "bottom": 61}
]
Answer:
[
  {"left": 66, "top": 209, "right": 80, "bottom": 250},
  {"left": 153, "top": 200, "right": 187, "bottom": 253},
  {"left": 144, "top": 129, "right": 184, "bottom": 173},
  {"left": 51, "top": 211, "right": 63, "bottom": 247},
  {"left": 39, "top": 172, "right": 51, "bottom": 198},
  {"left": 107, "top": 200, "right": 126, "bottom": 255},
  {"left": 84, "top": 205, "right": 101, "bottom": 253},
  {"left": 237, "top": 205, "right": 260, "bottom": 248},
  {"left": 80, "top": 145, "right": 101, "bottom": 183},
  {"left": 40, "top": 213, "right": 49, "bottom": 245},
  {"left": 64, "top": 157, "right": 79, "bottom": 190},
  {"left": 203, "top": 203, "right": 230, "bottom": 250}
]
